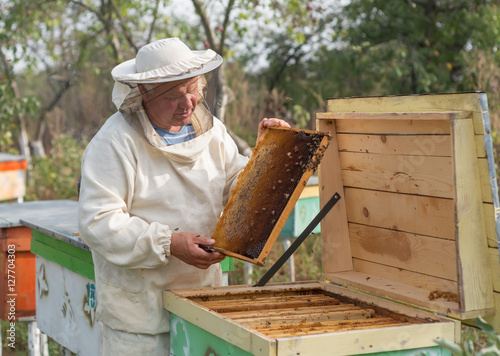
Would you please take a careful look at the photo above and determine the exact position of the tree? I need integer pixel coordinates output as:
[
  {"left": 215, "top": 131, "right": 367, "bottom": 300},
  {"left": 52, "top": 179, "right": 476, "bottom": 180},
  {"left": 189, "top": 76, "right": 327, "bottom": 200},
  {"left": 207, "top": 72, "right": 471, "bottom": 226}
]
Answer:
[{"left": 328, "top": 0, "right": 500, "bottom": 96}]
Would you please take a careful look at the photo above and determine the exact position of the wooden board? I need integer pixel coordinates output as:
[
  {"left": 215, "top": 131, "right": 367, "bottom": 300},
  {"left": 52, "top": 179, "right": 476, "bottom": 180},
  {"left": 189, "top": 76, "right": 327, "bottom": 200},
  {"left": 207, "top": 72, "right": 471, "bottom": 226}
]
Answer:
[
  {"left": 352, "top": 259, "right": 458, "bottom": 292},
  {"left": 211, "top": 126, "right": 331, "bottom": 265},
  {"left": 317, "top": 119, "right": 353, "bottom": 273},
  {"left": 344, "top": 187, "right": 455, "bottom": 239},
  {"left": 339, "top": 151, "right": 454, "bottom": 198},
  {"left": 349, "top": 223, "right": 457, "bottom": 281},
  {"left": 452, "top": 118, "right": 495, "bottom": 312}
]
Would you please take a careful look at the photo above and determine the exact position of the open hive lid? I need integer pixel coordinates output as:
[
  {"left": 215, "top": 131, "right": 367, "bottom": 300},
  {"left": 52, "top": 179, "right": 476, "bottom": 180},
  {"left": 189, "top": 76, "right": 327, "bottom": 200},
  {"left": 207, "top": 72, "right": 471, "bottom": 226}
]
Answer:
[
  {"left": 316, "top": 92, "right": 500, "bottom": 320},
  {"left": 211, "top": 126, "right": 331, "bottom": 266}
]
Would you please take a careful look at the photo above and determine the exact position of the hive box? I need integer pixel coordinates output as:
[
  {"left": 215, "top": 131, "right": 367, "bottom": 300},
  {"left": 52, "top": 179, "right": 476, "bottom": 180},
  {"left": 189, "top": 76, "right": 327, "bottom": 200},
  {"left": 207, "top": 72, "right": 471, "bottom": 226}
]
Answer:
[
  {"left": 22, "top": 201, "right": 100, "bottom": 356},
  {"left": 0, "top": 200, "right": 76, "bottom": 320},
  {"left": 163, "top": 92, "right": 500, "bottom": 355},
  {"left": 0, "top": 153, "right": 27, "bottom": 202}
]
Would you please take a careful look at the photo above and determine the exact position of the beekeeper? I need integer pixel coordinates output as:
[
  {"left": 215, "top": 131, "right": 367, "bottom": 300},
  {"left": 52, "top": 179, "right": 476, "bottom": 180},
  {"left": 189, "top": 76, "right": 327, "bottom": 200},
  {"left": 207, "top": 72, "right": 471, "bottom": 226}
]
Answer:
[{"left": 78, "top": 37, "right": 289, "bottom": 354}]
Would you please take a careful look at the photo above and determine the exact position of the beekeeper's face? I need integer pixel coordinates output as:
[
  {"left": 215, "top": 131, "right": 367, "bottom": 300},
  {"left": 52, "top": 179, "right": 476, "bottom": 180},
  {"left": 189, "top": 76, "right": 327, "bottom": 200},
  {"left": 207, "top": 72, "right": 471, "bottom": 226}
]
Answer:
[{"left": 138, "top": 77, "right": 199, "bottom": 132}]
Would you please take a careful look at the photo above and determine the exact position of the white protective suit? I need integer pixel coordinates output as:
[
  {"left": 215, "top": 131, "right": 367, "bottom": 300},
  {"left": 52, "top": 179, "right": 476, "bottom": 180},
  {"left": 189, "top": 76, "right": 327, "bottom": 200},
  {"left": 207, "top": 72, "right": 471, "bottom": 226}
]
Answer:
[{"left": 78, "top": 93, "right": 248, "bottom": 334}]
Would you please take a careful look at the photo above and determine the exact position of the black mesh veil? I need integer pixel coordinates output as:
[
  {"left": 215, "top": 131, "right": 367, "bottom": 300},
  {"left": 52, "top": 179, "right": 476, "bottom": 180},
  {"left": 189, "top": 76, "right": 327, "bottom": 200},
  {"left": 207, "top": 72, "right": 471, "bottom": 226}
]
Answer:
[{"left": 200, "top": 66, "right": 220, "bottom": 116}]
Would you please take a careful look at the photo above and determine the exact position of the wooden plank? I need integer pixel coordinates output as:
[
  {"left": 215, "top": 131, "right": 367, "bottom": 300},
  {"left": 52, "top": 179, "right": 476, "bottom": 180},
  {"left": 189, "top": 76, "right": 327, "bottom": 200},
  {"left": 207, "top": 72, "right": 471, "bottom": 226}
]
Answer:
[
  {"left": 337, "top": 133, "right": 452, "bottom": 156},
  {"left": 316, "top": 119, "right": 353, "bottom": 273},
  {"left": 256, "top": 318, "right": 406, "bottom": 337},
  {"left": 319, "top": 281, "right": 459, "bottom": 325},
  {"left": 169, "top": 281, "right": 326, "bottom": 299},
  {"left": 485, "top": 202, "right": 499, "bottom": 248},
  {"left": 234, "top": 309, "right": 374, "bottom": 326},
  {"left": 0, "top": 226, "right": 32, "bottom": 251},
  {"left": 325, "top": 92, "right": 480, "bottom": 116},
  {"left": 163, "top": 292, "right": 276, "bottom": 356},
  {"left": 30, "top": 238, "right": 95, "bottom": 281},
  {"left": 223, "top": 304, "right": 361, "bottom": 318},
  {"left": 317, "top": 111, "right": 470, "bottom": 121},
  {"left": 334, "top": 119, "right": 452, "bottom": 135},
  {"left": 345, "top": 187, "right": 456, "bottom": 239},
  {"left": 352, "top": 259, "right": 458, "bottom": 292},
  {"left": 323, "top": 271, "right": 482, "bottom": 318},
  {"left": 349, "top": 223, "right": 457, "bottom": 280},
  {"left": 452, "top": 119, "right": 495, "bottom": 312},
  {"left": 476, "top": 133, "right": 487, "bottom": 158},
  {"left": 340, "top": 152, "right": 454, "bottom": 198},
  {"left": 197, "top": 294, "right": 335, "bottom": 303},
  {"left": 467, "top": 292, "right": 500, "bottom": 333},
  {"left": 197, "top": 294, "right": 338, "bottom": 308},
  {"left": 0, "top": 170, "right": 26, "bottom": 201},
  {"left": 489, "top": 247, "right": 500, "bottom": 293},
  {"left": 276, "top": 323, "right": 457, "bottom": 356},
  {"left": 205, "top": 298, "right": 341, "bottom": 314},
  {"left": 480, "top": 158, "right": 494, "bottom": 204}
]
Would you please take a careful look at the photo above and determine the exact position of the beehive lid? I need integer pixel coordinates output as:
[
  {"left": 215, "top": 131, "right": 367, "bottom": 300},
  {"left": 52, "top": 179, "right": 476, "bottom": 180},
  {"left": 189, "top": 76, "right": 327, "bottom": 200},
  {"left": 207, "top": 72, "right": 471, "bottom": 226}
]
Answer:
[
  {"left": 0, "top": 200, "right": 76, "bottom": 228},
  {"left": 0, "top": 153, "right": 27, "bottom": 171},
  {"left": 18, "top": 200, "right": 87, "bottom": 250},
  {"left": 211, "top": 127, "right": 331, "bottom": 266},
  {"left": 316, "top": 92, "right": 499, "bottom": 320}
]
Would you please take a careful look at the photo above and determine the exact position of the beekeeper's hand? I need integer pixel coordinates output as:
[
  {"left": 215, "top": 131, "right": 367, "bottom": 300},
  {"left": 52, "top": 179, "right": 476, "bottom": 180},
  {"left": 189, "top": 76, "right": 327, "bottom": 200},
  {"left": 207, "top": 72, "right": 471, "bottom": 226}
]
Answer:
[
  {"left": 170, "top": 232, "right": 225, "bottom": 269},
  {"left": 257, "top": 118, "right": 291, "bottom": 143}
]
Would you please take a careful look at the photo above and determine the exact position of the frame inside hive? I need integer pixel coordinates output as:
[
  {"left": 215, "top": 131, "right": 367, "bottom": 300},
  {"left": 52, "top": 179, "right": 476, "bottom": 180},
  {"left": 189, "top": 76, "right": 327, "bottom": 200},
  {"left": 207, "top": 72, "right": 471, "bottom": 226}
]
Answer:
[
  {"left": 171, "top": 282, "right": 440, "bottom": 339},
  {"left": 211, "top": 126, "right": 331, "bottom": 266}
]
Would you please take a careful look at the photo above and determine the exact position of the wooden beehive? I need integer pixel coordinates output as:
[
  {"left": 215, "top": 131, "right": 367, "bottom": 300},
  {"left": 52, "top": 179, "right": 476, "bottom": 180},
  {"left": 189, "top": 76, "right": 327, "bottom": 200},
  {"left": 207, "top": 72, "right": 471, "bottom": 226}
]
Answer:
[
  {"left": 164, "top": 281, "right": 458, "bottom": 355},
  {"left": 163, "top": 92, "right": 499, "bottom": 355},
  {"left": 316, "top": 92, "right": 500, "bottom": 323},
  {"left": 0, "top": 153, "right": 27, "bottom": 202},
  {"left": 211, "top": 126, "right": 331, "bottom": 266}
]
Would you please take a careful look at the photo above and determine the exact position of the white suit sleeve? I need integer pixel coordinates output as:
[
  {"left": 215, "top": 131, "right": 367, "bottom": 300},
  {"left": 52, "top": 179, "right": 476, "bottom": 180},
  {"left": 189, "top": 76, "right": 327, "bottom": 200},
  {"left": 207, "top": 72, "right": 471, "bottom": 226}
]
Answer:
[{"left": 78, "top": 134, "right": 171, "bottom": 269}]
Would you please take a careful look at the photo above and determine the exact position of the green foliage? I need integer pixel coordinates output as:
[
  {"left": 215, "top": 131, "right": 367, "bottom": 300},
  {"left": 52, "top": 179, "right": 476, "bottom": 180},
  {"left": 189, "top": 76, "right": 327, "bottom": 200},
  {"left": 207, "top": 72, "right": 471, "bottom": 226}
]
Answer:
[
  {"left": 0, "top": 82, "right": 40, "bottom": 153},
  {"left": 0, "top": 319, "right": 64, "bottom": 355},
  {"left": 434, "top": 317, "right": 499, "bottom": 356},
  {"left": 26, "top": 134, "right": 87, "bottom": 201},
  {"left": 328, "top": 0, "right": 500, "bottom": 96}
]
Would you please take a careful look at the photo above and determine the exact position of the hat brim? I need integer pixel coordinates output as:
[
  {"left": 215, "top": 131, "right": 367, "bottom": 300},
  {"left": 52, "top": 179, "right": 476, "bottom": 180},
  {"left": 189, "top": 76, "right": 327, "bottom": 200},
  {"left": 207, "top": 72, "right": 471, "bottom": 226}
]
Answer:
[{"left": 111, "top": 51, "right": 223, "bottom": 84}]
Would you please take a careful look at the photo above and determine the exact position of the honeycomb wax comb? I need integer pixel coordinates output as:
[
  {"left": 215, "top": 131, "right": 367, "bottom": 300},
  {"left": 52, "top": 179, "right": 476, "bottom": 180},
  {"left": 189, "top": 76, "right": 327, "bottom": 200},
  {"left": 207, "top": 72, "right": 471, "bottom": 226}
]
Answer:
[{"left": 210, "top": 126, "right": 331, "bottom": 266}]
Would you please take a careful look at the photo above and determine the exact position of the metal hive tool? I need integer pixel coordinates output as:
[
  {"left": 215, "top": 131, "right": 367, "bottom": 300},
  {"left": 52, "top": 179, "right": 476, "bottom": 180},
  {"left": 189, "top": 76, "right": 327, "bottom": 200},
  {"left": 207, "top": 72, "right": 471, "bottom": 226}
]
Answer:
[{"left": 211, "top": 126, "right": 331, "bottom": 266}]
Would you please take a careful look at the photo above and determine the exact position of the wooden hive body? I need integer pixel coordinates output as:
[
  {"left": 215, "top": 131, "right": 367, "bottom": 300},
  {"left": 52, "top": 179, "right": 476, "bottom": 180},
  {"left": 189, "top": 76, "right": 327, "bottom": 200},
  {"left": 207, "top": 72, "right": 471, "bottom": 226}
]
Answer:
[
  {"left": 163, "top": 94, "right": 500, "bottom": 355},
  {"left": 164, "top": 281, "right": 458, "bottom": 355},
  {"left": 317, "top": 92, "right": 500, "bottom": 325}
]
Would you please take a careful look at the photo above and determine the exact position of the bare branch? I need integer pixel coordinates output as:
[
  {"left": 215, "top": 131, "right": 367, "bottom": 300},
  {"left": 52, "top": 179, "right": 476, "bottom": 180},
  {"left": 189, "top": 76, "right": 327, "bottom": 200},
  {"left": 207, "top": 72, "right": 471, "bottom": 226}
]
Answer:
[
  {"left": 70, "top": 0, "right": 123, "bottom": 61},
  {"left": 219, "top": 0, "right": 236, "bottom": 56},
  {"left": 69, "top": 0, "right": 107, "bottom": 24},
  {"left": 146, "top": 0, "right": 162, "bottom": 44},
  {"left": 109, "top": 0, "right": 139, "bottom": 53},
  {"left": 192, "top": 0, "right": 217, "bottom": 50}
]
